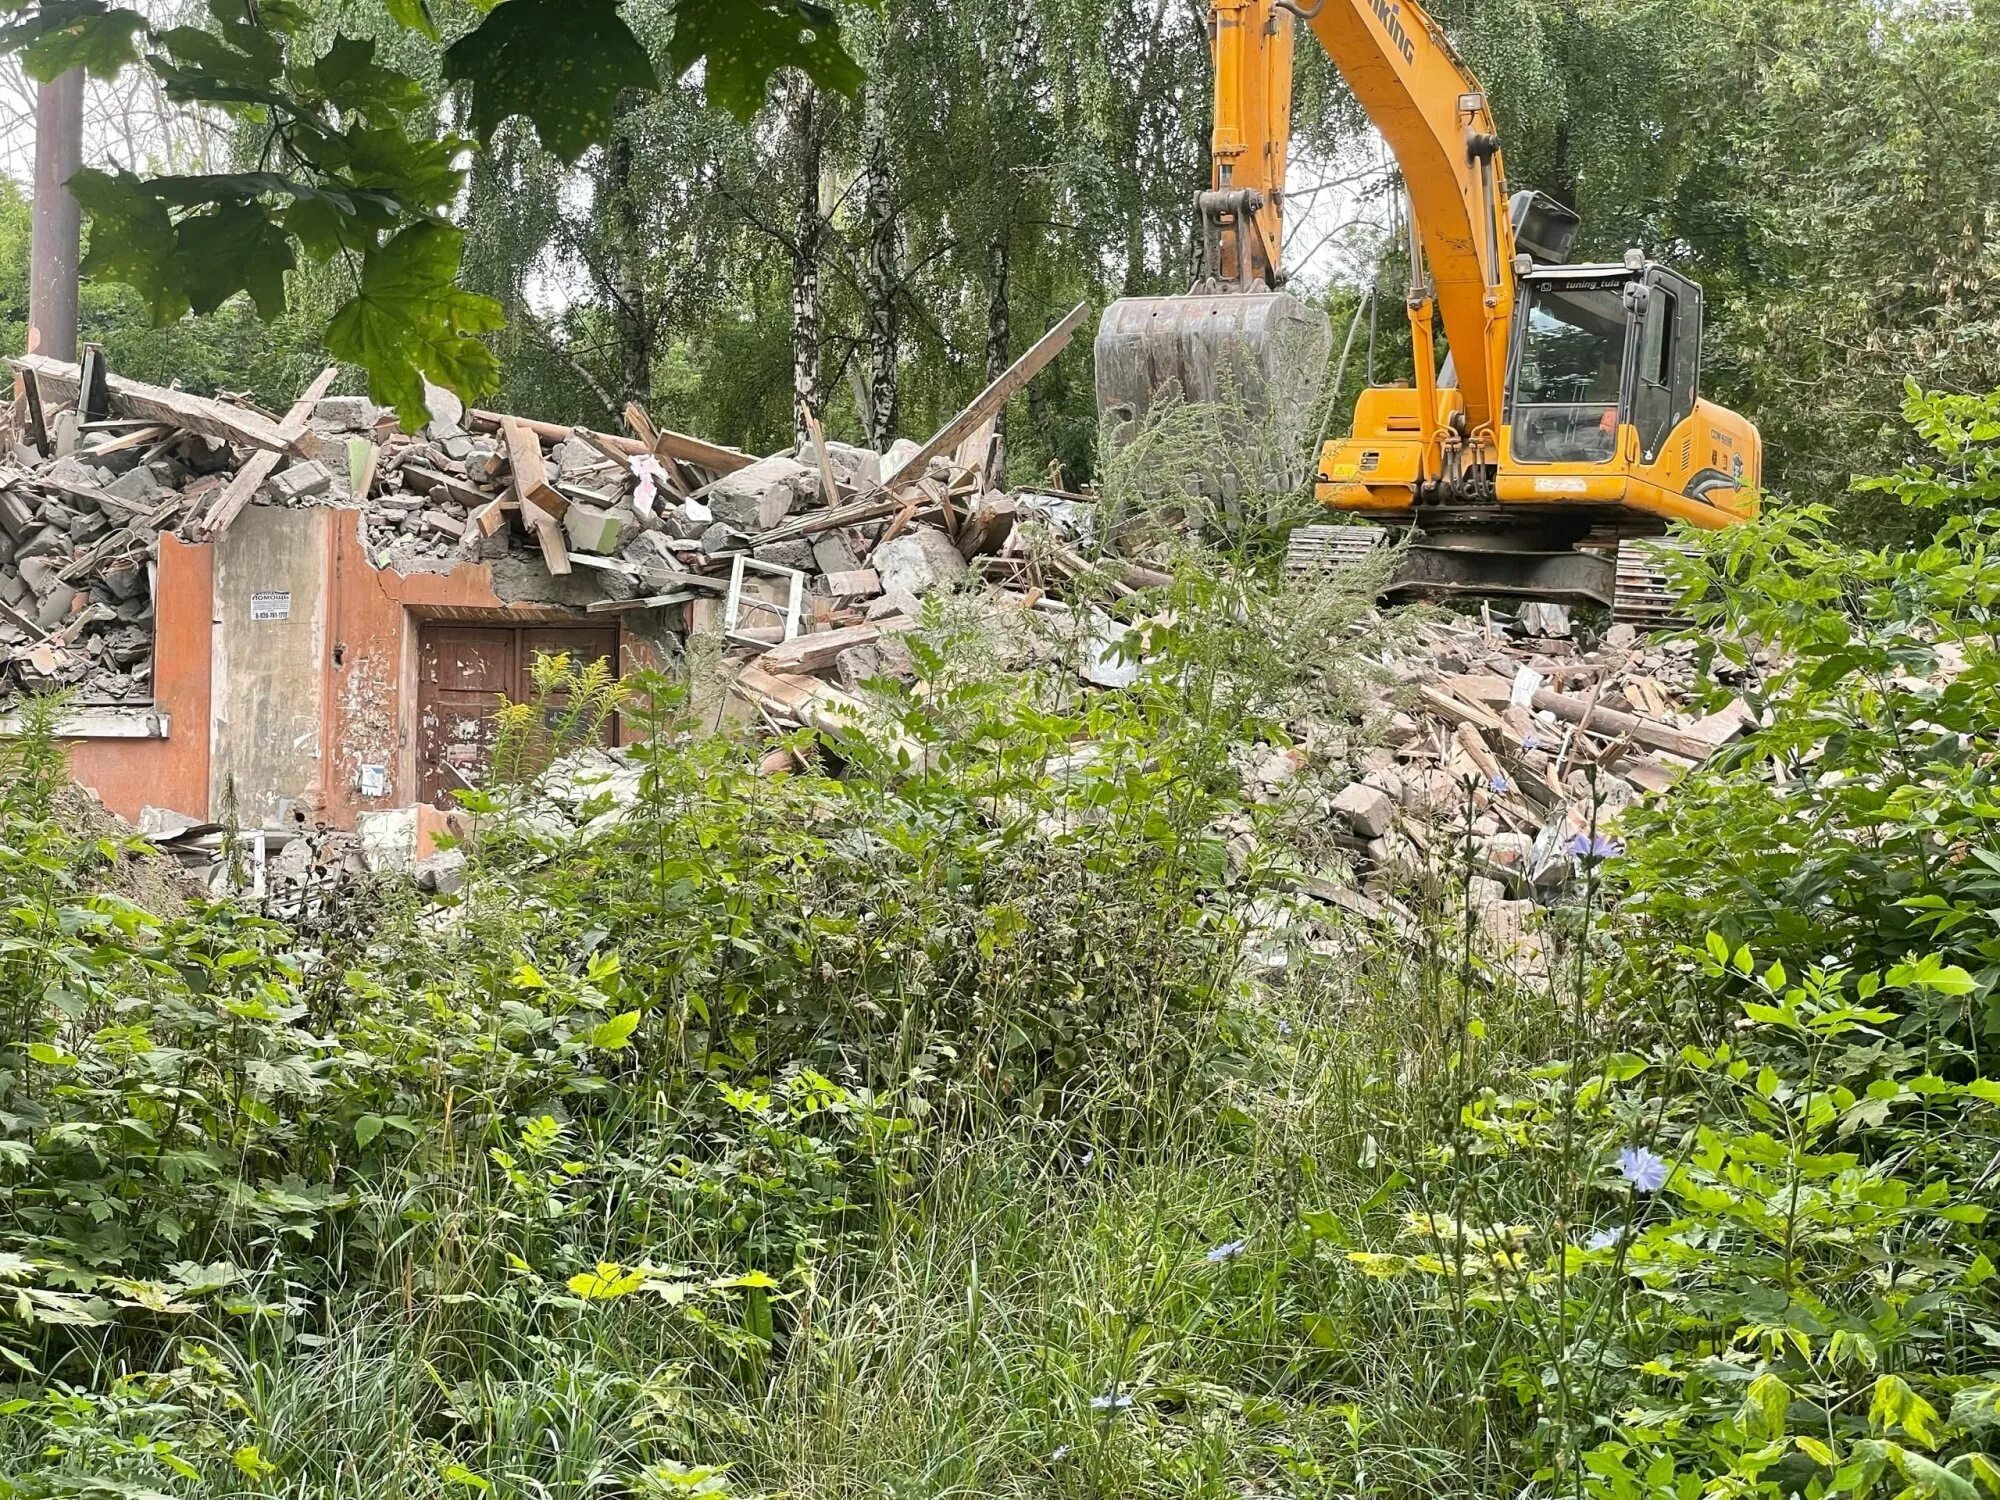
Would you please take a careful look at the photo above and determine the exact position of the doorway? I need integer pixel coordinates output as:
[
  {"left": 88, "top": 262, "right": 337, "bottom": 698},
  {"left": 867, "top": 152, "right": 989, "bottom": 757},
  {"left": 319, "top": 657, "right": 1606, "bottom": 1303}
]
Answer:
[{"left": 415, "top": 622, "right": 619, "bottom": 808}]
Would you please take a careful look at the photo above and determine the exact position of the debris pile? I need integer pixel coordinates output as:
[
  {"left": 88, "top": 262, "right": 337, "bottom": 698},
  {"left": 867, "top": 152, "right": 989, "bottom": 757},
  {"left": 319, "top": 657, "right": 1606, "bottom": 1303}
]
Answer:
[{"left": 0, "top": 303, "right": 1092, "bottom": 706}]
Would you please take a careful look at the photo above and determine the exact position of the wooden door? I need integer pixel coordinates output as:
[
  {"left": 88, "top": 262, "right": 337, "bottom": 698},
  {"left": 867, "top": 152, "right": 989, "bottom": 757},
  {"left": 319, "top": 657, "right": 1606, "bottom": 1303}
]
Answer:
[{"left": 416, "top": 624, "right": 619, "bottom": 807}]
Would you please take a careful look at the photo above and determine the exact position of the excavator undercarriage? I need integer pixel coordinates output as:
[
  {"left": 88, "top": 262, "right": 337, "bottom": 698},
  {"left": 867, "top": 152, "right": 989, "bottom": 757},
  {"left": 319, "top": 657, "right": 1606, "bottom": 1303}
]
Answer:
[{"left": 1285, "top": 521, "right": 1695, "bottom": 628}]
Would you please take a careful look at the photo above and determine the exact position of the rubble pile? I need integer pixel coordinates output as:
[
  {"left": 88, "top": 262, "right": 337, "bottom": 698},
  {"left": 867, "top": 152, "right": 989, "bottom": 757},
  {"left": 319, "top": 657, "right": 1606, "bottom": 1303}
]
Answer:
[
  {"left": 1314, "top": 609, "right": 1753, "bottom": 957},
  {"left": 0, "top": 305, "right": 1090, "bottom": 704},
  {"left": 3, "top": 307, "right": 1760, "bottom": 973}
]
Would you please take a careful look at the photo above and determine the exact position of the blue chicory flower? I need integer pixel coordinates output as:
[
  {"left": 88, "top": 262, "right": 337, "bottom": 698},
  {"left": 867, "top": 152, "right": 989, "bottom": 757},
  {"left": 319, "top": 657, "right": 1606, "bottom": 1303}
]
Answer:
[
  {"left": 1565, "top": 831, "right": 1624, "bottom": 863},
  {"left": 1585, "top": 1226, "right": 1624, "bottom": 1252},
  {"left": 1205, "top": 1238, "right": 1248, "bottom": 1264},
  {"left": 1090, "top": 1392, "right": 1134, "bottom": 1412},
  {"left": 1617, "top": 1146, "right": 1668, "bottom": 1194},
  {"left": 1052, "top": 1445, "right": 1072, "bottom": 1461}
]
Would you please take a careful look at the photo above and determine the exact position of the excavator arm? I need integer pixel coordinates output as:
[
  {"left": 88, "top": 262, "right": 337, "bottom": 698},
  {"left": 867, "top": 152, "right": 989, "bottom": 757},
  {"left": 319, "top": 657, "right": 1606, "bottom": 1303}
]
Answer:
[
  {"left": 1098, "top": 0, "right": 1519, "bottom": 481},
  {"left": 1204, "top": 0, "right": 1294, "bottom": 290},
  {"left": 1296, "top": 0, "right": 1517, "bottom": 452}
]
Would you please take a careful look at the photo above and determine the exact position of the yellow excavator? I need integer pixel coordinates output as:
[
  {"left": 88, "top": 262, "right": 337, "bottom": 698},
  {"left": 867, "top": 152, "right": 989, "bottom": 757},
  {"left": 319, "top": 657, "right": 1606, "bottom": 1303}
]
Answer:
[{"left": 1093, "top": 0, "right": 1761, "bottom": 619}]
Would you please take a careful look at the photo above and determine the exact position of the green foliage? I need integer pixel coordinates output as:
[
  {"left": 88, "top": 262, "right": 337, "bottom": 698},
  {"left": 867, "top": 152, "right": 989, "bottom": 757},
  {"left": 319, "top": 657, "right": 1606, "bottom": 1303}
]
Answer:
[
  {"left": 324, "top": 224, "right": 504, "bottom": 427},
  {"left": 0, "top": 0, "right": 147, "bottom": 80},
  {"left": 666, "top": 0, "right": 868, "bottom": 122},
  {"left": 0, "top": 0, "right": 867, "bottom": 424},
  {"left": 1621, "top": 385, "right": 2000, "bottom": 1035},
  {"left": 444, "top": 0, "right": 658, "bottom": 163}
]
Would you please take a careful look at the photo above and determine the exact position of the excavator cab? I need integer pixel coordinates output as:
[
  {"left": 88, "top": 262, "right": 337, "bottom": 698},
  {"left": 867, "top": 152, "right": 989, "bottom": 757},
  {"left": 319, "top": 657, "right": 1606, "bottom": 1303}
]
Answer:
[{"left": 1317, "top": 246, "right": 1757, "bottom": 611}]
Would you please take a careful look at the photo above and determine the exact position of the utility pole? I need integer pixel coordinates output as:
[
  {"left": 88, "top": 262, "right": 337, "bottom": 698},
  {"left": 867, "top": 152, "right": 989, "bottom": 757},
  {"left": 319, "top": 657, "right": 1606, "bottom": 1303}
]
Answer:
[{"left": 28, "top": 66, "right": 83, "bottom": 364}]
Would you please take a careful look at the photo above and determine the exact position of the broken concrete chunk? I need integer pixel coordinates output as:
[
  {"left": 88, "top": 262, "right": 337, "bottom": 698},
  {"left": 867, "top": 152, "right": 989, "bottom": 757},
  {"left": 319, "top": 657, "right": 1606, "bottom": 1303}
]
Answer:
[
  {"left": 1332, "top": 782, "right": 1396, "bottom": 839},
  {"left": 708, "top": 455, "right": 809, "bottom": 532},
  {"left": 0, "top": 488, "right": 34, "bottom": 539},
  {"left": 698, "top": 521, "right": 743, "bottom": 556},
  {"left": 562, "top": 502, "right": 625, "bottom": 556},
  {"left": 866, "top": 586, "right": 920, "bottom": 623},
  {"left": 15, "top": 526, "right": 69, "bottom": 565},
  {"left": 268, "top": 460, "right": 332, "bottom": 504},
  {"left": 421, "top": 380, "right": 466, "bottom": 440},
  {"left": 812, "top": 531, "right": 862, "bottom": 576},
  {"left": 660, "top": 504, "right": 711, "bottom": 541},
  {"left": 825, "top": 568, "right": 882, "bottom": 599},
  {"left": 799, "top": 439, "right": 882, "bottom": 489},
  {"left": 33, "top": 584, "right": 76, "bottom": 630},
  {"left": 313, "top": 395, "right": 378, "bottom": 431},
  {"left": 874, "top": 525, "right": 968, "bottom": 599},
  {"left": 104, "top": 466, "right": 166, "bottom": 507},
  {"left": 751, "top": 539, "right": 815, "bottom": 572}
]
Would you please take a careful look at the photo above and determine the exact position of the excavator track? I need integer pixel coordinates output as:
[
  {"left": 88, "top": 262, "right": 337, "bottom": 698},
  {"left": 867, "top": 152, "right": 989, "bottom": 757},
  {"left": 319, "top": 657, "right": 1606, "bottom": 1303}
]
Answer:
[
  {"left": 1611, "top": 537, "right": 1697, "bottom": 632},
  {"left": 1287, "top": 524, "right": 1699, "bottom": 634},
  {"left": 1285, "top": 522, "right": 1387, "bottom": 576}
]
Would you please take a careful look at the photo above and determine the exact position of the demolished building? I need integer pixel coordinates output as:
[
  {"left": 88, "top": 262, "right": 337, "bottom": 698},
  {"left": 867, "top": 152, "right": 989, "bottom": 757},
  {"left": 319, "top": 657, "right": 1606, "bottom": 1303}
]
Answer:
[{"left": 0, "top": 308, "right": 1078, "bottom": 848}]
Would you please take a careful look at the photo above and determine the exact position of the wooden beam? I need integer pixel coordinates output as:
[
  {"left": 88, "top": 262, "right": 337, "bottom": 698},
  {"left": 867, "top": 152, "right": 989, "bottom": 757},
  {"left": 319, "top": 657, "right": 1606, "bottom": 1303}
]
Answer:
[
  {"left": 501, "top": 415, "right": 569, "bottom": 518},
  {"left": 197, "top": 365, "right": 339, "bottom": 537},
  {"left": 11, "top": 353, "right": 294, "bottom": 454},
  {"left": 504, "top": 416, "right": 572, "bottom": 575},
  {"left": 469, "top": 498, "right": 507, "bottom": 536},
  {"left": 801, "top": 407, "right": 842, "bottom": 509},
  {"left": 400, "top": 464, "right": 496, "bottom": 510},
  {"left": 880, "top": 301, "right": 1089, "bottom": 490},
  {"left": 758, "top": 622, "right": 882, "bottom": 674},
  {"left": 623, "top": 400, "right": 659, "bottom": 448},
  {"left": 1530, "top": 689, "right": 1720, "bottom": 762},
  {"left": 468, "top": 408, "right": 756, "bottom": 477}
]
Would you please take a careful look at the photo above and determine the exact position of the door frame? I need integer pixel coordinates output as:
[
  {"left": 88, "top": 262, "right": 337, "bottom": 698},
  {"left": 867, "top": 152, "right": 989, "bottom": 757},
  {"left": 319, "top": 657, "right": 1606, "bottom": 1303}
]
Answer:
[{"left": 403, "top": 604, "right": 624, "bottom": 810}]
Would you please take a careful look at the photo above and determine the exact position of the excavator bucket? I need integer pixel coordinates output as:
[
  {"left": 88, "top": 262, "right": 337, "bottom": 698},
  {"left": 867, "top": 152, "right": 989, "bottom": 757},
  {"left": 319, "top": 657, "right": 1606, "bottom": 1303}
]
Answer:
[{"left": 1094, "top": 291, "right": 1331, "bottom": 484}]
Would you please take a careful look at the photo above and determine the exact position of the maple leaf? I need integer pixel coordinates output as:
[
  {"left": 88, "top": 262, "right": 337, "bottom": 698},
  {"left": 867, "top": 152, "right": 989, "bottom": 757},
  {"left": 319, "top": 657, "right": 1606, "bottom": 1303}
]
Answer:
[
  {"left": 0, "top": 0, "right": 147, "bottom": 81},
  {"left": 326, "top": 223, "right": 504, "bottom": 432},
  {"left": 666, "top": 0, "right": 866, "bottom": 121},
  {"left": 442, "top": 0, "right": 655, "bottom": 165}
]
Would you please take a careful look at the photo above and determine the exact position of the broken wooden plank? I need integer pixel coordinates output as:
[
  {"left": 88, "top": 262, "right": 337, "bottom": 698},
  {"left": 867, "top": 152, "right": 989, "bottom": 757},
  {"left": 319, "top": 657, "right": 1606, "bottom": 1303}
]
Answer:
[
  {"left": 468, "top": 408, "right": 755, "bottom": 477},
  {"left": 585, "top": 591, "right": 698, "bottom": 613},
  {"left": 1417, "top": 681, "right": 1507, "bottom": 735},
  {"left": 400, "top": 464, "right": 496, "bottom": 510},
  {"left": 198, "top": 366, "right": 340, "bottom": 536},
  {"left": 12, "top": 353, "right": 293, "bottom": 455},
  {"left": 505, "top": 418, "right": 573, "bottom": 574},
  {"left": 19, "top": 366, "right": 47, "bottom": 455},
  {"left": 1529, "top": 688, "right": 1719, "bottom": 762},
  {"left": 501, "top": 415, "right": 566, "bottom": 513},
  {"left": 881, "top": 301, "right": 1089, "bottom": 490},
  {"left": 623, "top": 400, "right": 659, "bottom": 449},
  {"left": 80, "top": 423, "right": 172, "bottom": 456},
  {"left": 758, "top": 622, "right": 882, "bottom": 674},
  {"left": 802, "top": 408, "right": 843, "bottom": 509},
  {"left": 470, "top": 498, "right": 507, "bottom": 536},
  {"left": 520, "top": 499, "right": 571, "bottom": 575}
]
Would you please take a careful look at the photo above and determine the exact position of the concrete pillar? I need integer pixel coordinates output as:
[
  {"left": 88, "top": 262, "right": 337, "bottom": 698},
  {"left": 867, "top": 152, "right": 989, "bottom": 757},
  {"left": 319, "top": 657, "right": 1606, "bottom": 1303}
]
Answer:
[{"left": 28, "top": 67, "right": 83, "bottom": 364}]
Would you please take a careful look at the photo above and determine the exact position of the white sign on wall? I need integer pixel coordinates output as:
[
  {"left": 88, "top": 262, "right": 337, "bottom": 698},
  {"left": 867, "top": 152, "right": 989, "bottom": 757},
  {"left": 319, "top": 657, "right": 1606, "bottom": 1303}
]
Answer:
[{"left": 249, "top": 591, "right": 291, "bottom": 622}]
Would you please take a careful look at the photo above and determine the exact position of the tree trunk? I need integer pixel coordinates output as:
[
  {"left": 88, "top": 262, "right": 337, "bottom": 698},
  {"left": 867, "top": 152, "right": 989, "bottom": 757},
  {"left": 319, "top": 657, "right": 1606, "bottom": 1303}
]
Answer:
[
  {"left": 788, "top": 77, "right": 825, "bottom": 447},
  {"left": 860, "top": 85, "right": 900, "bottom": 448},
  {"left": 605, "top": 94, "right": 651, "bottom": 410},
  {"left": 981, "top": 5, "right": 1037, "bottom": 477}
]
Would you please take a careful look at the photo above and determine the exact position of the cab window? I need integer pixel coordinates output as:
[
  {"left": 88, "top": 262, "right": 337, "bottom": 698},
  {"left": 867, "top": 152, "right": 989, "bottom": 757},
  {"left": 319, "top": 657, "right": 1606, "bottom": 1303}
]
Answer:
[{"left": 1510, "top": 282, "right": 1627, "bottom": 463}]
